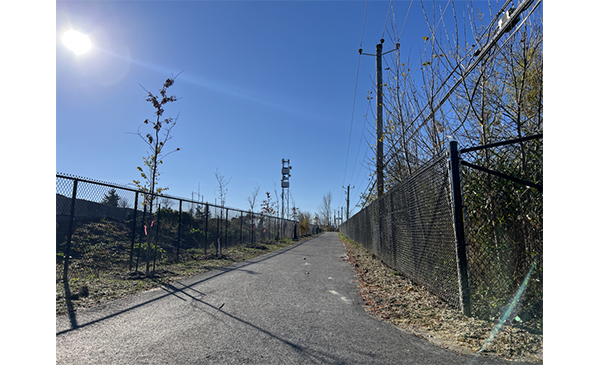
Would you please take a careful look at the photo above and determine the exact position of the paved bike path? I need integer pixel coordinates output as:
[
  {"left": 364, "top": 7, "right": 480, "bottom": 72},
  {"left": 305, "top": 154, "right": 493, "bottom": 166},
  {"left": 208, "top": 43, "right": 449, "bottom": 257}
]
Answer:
[{"left": 56, "top": 232, "right": 533, "bottom": 364}]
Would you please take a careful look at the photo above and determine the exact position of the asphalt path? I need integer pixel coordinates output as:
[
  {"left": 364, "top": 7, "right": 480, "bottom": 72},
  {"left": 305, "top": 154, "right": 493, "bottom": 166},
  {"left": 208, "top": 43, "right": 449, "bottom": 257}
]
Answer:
[{"left": 56, "top": 232, "right": 535, "bottom": 364}]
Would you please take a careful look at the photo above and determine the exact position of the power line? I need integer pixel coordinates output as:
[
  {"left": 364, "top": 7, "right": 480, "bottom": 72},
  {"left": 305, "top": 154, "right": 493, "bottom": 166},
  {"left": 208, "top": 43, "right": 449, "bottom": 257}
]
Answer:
[
  {"left": 341, "top": 55, "right": 362, "bottom": 192},
  {"left": 340, "top": 0, "right": 369, "bottom": 209},
  {"left": 404, "top": 0, "right": 534, "bottom": 145},
  {"left": 353, "top": 0, "right": 535, "bottom": 208},
  {"left": 382, "top": 0, "right": 531, "bottom": 170},
  {"left": 398, "top": 0, "right": 413, "bottom": 40},
  {"left": 359, "top": 0, "right": 369, "bottom": 49},
  {"left": 382, "top": 0, "right": 394, "bottom": 40}
]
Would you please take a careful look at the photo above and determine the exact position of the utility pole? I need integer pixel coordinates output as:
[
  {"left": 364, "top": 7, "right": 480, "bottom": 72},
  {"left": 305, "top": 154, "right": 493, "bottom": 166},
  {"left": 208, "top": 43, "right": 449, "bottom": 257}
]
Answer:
[
  {"left": 376, "top": 40, "right": 384, "bottom": 198},
  {"left": 343, "top": 185, "right": 354, "bottom": 221},
  {"left": 359, "top": 39, "right": 399, "bottom": 198}
]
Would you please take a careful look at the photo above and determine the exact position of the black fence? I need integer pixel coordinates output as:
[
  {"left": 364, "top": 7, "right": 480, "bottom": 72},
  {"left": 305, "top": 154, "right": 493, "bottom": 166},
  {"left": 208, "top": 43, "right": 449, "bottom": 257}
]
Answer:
[
  {"left": 340, "top": 135, "right": 542, "bottom": 330},
  {"left": 460, "top": 135, "right": 542, "bottom": 328},
  {"left": 340, "top": 152, "right": 462, "bottom": 308},
  {"left": 56, "top": 173, "right": 317, "bottom": 298}
]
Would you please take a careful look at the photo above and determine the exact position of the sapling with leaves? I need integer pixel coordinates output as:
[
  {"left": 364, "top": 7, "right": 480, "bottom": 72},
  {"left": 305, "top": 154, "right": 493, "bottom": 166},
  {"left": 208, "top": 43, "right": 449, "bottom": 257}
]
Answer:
[
  {"left": 132, "top": 71, "right": 183, "bottom": 273},
  {"left": 133, "top": 71, "right": 182, "bottom": 213}
]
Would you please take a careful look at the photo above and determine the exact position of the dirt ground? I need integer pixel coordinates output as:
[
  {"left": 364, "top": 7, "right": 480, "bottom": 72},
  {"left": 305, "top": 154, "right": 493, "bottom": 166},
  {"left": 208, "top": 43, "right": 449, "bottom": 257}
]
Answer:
[{"left": 339, "top": 234, "right": 542, "bottom": 363}]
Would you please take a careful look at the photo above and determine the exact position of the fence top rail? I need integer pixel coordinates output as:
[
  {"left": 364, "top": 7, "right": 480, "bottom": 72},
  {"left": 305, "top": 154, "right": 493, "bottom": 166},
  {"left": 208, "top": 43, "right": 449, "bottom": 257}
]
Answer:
[
  {"left": 342, "top": 150, "right": 449, "bottom": 224},
  {"left": 56, "top": 172, "right": 295, "bottom": 223},
  {"left": 459, "top": 133, "right": 542, "bottom": 154},
  {"left": 57, "top": 172, "right": 134, "bottom": 191},
  {"left": 377, "top": 150, "right": 450, "bottom": 201}
]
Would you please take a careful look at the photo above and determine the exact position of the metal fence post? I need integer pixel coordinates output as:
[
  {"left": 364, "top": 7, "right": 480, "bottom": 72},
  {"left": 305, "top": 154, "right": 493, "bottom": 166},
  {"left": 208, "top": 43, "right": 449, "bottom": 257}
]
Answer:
[
  {"left": 62, "top": 179, "right": 78, "bottom": 292},
  {"left": 62, "top": 178, "right": 79, "bottom": 326},
  {"left": 176, "top": 199, "right": 182, "bottom": 261},
  {"left": 152, "top": 204, "right": 161, "bottom": 273},
  {"left": 216, "top": 207, "right": 221, "bottom": 256},
  {"left": 251, "top": 212, "right": 255, "bottom": 246},
  {"left": 63, "top": 179, "right": 78, "bottom": 278},
  {"left": 136, "top": 201, "right": 147, "bottom": 272},
  {"left": 225, "top": 208, "right": 229, "bottom": 249},
  {"left": 145, "top": 195, "right": 153, "bottom": 275},
  {"left": 129, "top": 191, "right": 139, "bottom": 271},
  {"left": 449, "top": 141, "right": 472, "bottom": 316},
  {"left": 240, "top": 212, "right": 244, "bottom": 245},
  {"left": 204, "top": 203, "right": 209, "bottom": 255}
]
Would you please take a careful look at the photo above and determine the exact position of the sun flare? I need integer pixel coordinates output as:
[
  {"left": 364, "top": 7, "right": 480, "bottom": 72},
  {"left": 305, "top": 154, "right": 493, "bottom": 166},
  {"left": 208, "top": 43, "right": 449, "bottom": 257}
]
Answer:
[{"left": 62, "top": 30, "right": 91, "bottom": 55}]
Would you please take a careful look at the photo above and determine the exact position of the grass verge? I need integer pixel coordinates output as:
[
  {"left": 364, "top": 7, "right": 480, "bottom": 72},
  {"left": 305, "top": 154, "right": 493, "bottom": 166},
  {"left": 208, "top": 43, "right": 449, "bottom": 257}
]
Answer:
[{"left": 57, "top": 235, "right": 318, "bottom": 316}]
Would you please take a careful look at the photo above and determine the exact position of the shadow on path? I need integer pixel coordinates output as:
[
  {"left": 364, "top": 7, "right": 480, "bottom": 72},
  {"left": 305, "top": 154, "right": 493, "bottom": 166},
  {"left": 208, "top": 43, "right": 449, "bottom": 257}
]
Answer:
[
  {"left": 161, "top": 282, "right": 348, "bottom": 364},
  {"left": 57, "top": 236, "right": 318, "bottom": 336}
]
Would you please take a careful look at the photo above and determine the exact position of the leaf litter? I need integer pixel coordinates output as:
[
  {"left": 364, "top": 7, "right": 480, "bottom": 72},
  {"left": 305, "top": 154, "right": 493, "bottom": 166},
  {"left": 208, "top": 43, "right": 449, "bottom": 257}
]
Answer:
[{"left": 340, "top": 234, "right": 542, "bottom": 363}]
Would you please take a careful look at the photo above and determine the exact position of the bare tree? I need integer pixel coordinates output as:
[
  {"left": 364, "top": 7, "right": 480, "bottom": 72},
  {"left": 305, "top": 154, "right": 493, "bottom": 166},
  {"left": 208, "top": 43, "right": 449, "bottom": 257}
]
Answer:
[
  {"left": 214, "top": 168, "right": 231, "bottom": 207},
  {"left": 159, "top": 196, "right": 174, "bottom": 210},
  {"left": 247, "top": 183, "right": 261, "bottom": 212},
  {"left": 260, "top": 191, "right": 276, "bottom": 215},
  {"left": 318, "top": 191, "right": 333, "bottom": 228},
  {"left": 375, "top": 1, "right": 542, "bottom": 188}
]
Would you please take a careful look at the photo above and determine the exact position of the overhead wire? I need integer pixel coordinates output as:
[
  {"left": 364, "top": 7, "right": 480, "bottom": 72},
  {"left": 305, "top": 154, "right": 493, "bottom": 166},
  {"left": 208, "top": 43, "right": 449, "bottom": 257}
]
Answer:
[
  {"left": 381, "top": 0, "right": 515, "bottom": 170},
  {"left": 340, "top": 0, "right": 369, "bottom": 209},
  {"left": 353, "top": 0, "right": 408, "bottom": 211},
  {"left": 354, "top": 0, "right": 532, "bottom": 208},
  {"left": 382, "top": 0, "right": 394, "bottom": 40}
]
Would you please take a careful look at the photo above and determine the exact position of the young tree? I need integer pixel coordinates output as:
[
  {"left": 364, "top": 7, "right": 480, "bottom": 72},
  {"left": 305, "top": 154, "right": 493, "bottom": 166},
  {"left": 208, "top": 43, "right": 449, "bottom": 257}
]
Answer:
[
  {"left": 247, "top": 183, "right": 261, "bottom": 212},
  {"left": 214, "top": 168, "right": 231, "bottom": 207},
  {"left": 132, "top": 72, "right": 182, "bottom": 212},
  {"left": 132, "top": 72, "right": 182, "bottom": 274},
  {"left": 260, "top": 191, "right": 275, "bottom": 216}
]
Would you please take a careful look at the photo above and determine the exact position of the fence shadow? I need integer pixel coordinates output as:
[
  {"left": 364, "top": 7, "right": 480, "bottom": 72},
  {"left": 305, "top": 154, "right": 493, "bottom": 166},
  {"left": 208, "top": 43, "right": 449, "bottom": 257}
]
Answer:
[{"left": 56, "top": 236, "right": 318, "bottom": 336}]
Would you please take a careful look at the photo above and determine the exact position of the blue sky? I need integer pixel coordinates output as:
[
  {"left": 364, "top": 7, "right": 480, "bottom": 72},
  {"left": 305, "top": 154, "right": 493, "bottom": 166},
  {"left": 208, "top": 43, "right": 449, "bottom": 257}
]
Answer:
[
  {"left": 55, "top": 0, "right": 440, "bottom": 217},
  {"left": 55, "top": 0, "right": 521, "bottom": 218}
]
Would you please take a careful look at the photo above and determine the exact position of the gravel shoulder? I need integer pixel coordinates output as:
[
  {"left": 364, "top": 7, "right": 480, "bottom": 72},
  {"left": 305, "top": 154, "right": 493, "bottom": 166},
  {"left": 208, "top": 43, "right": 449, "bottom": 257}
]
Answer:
[{"left": 339, "top": 233, "right": 543, "bottom": 363}]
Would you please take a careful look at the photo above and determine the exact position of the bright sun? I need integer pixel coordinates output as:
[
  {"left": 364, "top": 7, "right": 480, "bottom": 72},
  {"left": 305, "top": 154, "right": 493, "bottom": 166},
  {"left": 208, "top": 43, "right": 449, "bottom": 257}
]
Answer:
[{"left": 62, "top": 30, "right": 91, "bottom": 55}]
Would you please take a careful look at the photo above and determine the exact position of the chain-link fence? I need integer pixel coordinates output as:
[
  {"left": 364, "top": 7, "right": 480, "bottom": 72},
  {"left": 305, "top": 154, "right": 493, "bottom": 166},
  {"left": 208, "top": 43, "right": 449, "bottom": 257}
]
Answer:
[
  {"left": 340, "top": 152, "right": 462, "bottom": 308},
  {"left": 57, "top": 173, "right": 315, "bottom": 307},
  {"left": 340, "top": 135, "right": 542, "bottom": 330},
  {"left": 460, "top": 135, "right": 542, "bottom": 330}
]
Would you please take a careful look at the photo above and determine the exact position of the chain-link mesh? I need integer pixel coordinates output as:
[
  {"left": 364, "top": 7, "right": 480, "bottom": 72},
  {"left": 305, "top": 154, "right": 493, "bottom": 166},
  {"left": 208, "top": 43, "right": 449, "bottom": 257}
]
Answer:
[
  {"left": 460, "top": 137, "right": 542, "bottom": 330},
  {"left": 340, "top": 137, "right": 542, "bottom": 327},
  {"left": 56, "top": 176, "right": 139, "bottom": 286},
  {"left": 57, "top": 173, "right": 312, "bottom": 309},
  {"left": 341, "top": 153, "right": 461, "bottom": 307}
]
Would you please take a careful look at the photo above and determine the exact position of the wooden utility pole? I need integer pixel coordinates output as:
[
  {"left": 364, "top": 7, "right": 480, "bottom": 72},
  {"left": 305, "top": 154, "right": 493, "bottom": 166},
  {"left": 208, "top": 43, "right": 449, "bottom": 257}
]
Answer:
[
  {"left": 376, "top": 40, "right": 384, "bottom": 197},
  {"left": 359, "top": 39, "right": 398, "bottom": 198},
  {"left": 343, "top": 185, "right": 354, "bottom": 221}
]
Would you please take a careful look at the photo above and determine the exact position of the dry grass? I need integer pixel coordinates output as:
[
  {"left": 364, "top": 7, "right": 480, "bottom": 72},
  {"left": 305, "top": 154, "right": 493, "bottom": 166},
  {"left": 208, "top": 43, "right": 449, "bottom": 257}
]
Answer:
[
  {"left": 339, "top": 233, "right": 542, "bottom": 363},
  {"left": 56, "top": 234, "right": 317, "bottom": 316}
]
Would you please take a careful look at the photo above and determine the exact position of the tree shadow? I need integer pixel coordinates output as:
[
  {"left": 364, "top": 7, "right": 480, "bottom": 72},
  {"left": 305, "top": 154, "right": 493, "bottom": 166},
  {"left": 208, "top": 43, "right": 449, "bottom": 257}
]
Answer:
[
  {"left": 57, "top": 235, "right": 349, "bottom": 363},
  {"left": 56, "top": 236, "right": 318, "bottom": 335}
]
